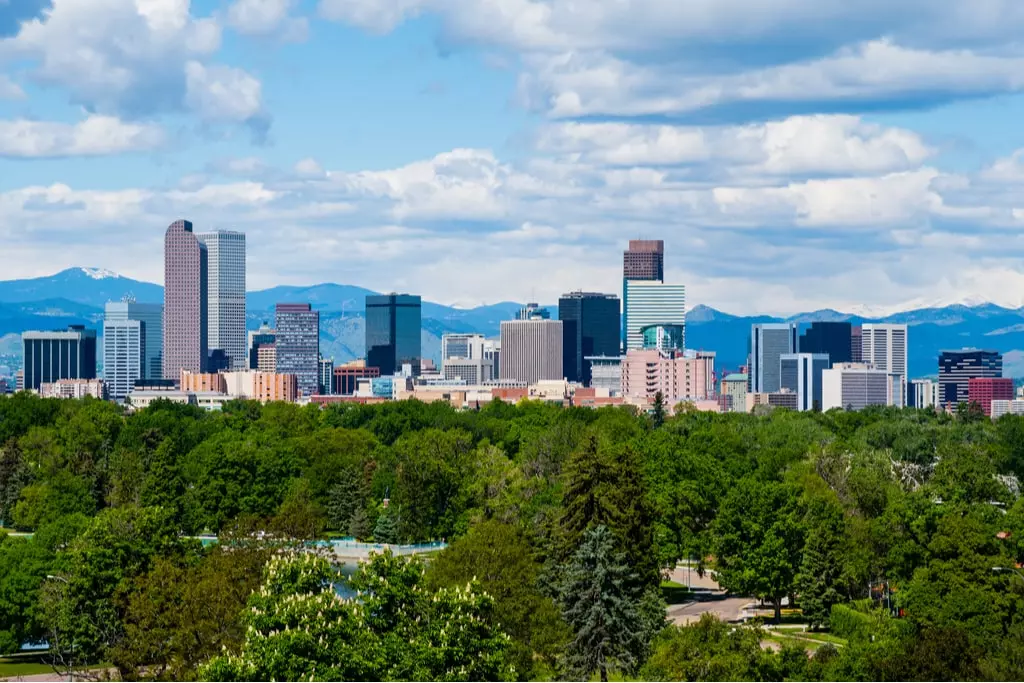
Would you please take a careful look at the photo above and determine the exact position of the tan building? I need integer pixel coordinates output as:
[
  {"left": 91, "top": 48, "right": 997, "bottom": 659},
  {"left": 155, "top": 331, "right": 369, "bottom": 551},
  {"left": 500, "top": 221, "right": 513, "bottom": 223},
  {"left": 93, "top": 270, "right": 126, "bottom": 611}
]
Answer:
[
  {"left": 621, "top": 349, "right": 715, "bottom": 404},
  {"left": 181, "top": 369, "right": 298, "bottom": 403},
  {"left": 180, "top": 370, "right": 226, "bottom": 393},
  {"left": 251, "top": 371, "right": 298, "bottom": 403},
  {"left": 38, "top": 378, "right": 106, "bottom": 399},
  {"left": 720, "top": 373, "right": 748, "bottom": 413},
  {"left": 256, "top": 344, "right": 277, "bottom": 373}
]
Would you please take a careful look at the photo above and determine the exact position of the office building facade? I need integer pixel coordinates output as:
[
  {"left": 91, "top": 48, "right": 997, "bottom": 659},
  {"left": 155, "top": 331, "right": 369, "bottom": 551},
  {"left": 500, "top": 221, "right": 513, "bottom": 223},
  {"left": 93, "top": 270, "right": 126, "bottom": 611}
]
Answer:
[
  {"left": 558, "top": 291, "right": 621, "bottom": 385},
  {"left": 623, "top": 280, "right": 685, "bottom": 351},
  {"left": 968, "top": 377, "right": 1013, "bottom": 417},
  {"left": 622, "top": 239, "right": 664, "bottom": 348},
  {"left": 799, "top": 322, "right": 852, "bottom": 365},
  {"left": 621, "top": 349, "right": 715, "bottom": 404},
  {"left": 197, "top": 230, "right": 246, "bottom": 369},
  {"left": 319, "top": 356, "right": 334, "bottom": 395},
  {"left": 499, "top": 319, "right": 563, "bottom": 384},
  {"left": 103, "top": 318, "right": 143, "bottom": 401},
  {"left": 780, "top": 353, "right": 830, "bottom": 411},
  {"left": 908, "top": 378, "right": 939, "bottom": 409},
  {"left": 750, "top": 323, "right": 798, "bottom": 393},
  {"left": 163, "top": 219, "right": 207, "bottom": 379},
  {"left": 642, "top": 324, "right": 684, "bottom": 352},
  {"left": 938, "top": 349, "right": 1002, "bottom": 409},
  {"left": 821, "top": 363, "right": 895, "bottom": 411},
  {"left": 366, "top": 294, "right": 422, "bottom": 376},
  {"left": 334, "top": 364, "right": 381, "bottom": 395},
  {"left": 721, "top": 373, "right": 748, "bottom": 413},
  {"left": 22, "top": 325, "right": 98, "bottom": 391},
  {"left": 586, "top": 356, "right": 623, "bottom": 395},
  {"left": 248, "top": 323, "right": 276, "bottom": 370},
  {"left": 861, "top": 324, "right": 908, "bottom": 407},
  {"left": 105, "top": 301, "right": 163, "bottom": 380},
  {"left": 274, "top": 303, "right": 320, "bottom": 396}
]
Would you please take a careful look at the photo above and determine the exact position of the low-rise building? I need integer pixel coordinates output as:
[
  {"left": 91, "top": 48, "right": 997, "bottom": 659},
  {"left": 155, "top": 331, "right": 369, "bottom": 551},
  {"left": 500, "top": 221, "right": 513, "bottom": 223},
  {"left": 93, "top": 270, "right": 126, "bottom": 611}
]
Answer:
[
  {"left": 821, "top": 363, "right": 895, "bottom": 411},
  {"left": 720, "top": 373, "right": 748, "bottom": 412},
  {"left": 968, "top": 377, "right": 1014, "bottom": 417},
  {"left": 991, "top": 400, "right": 1024, "bottom": 419},
  {"left": 586, "top": 355, "right": 623, "bottom": 395},
  {"left": 38, "top": 378, "right": 106, "bottom": 399},
  {"left": 621, "top": 348, "right": 715, "bottom": 404}
]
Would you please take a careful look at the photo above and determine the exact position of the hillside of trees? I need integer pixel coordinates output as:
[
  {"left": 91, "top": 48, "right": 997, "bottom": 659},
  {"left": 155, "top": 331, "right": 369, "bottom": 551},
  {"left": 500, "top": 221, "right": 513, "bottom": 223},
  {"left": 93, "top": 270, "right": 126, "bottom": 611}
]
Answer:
[{"left": 1, "top": 393, "right": 1024, "bottom": 680}]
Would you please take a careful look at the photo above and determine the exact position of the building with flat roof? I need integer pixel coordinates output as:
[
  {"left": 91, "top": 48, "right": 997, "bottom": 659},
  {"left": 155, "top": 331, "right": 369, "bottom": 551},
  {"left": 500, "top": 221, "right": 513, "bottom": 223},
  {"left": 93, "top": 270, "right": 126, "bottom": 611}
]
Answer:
[
  {"left": 721, "top": 373, "right": 747, "bottom": 412},
  {"left": 821, "top": 362, "right": 895, "bottom": 411},
  {"left": 248, "top": 323, "right": 275, "bottom": 370},
  {"left": 499, "top": 319, "right": 563, "bottom": 384},
  {"left": 861, "top": 324, "right": 908, "bottom": 407},
  {"left": 39, "top": 378, "right": 106, "bottom": 399},
  {"left": 558, "top": 291, "right": 620, "bottom": 385},
  {"left": 366, "top": 294, "right": 422, "bottom": 376},
  {"left": 780, "top": 353, "right": 830, "bottom": 411},
  {"left": 334, "top": 364, "right": 381, "bottom": 395},
  {"left": 800, "top": 322, "right": 852, "bottom": 365},
  {"left": 908, "top": 378, "right": 939, "bottom": 409},
  {"left": 440, "top": 333, "right": 495, "bottom": 385},
  {"left": 105, "top": 301, "right": 163, "bottom": 380},
  {"left": 103, "top": 318, "right": 142, "bottom": 401},
  {"left": 968, "top": 377, "right": 1014, "bottom": 417},
  {"left": 624, "top": 280, "right": 685, "bottom": 351},
  {"left": 939, "top": 349, "right": 1002, "bottom": 409},
  {"left": 586, "top": 355, "right": 623, "bottom": 395},
  {"left": 750, "top": 323, "right": 798, "bottom": 394},
  {"left": 197, "top": 230, "right": 246, "bottom": 369},
  {"left": 992, "top": 400, "right": 1024, "bottom": 419},
  {"left": 22, "top": 325, "right": 98, "bottom": 391},
  {"left": 275, "top": 303, "right": 320, "bottom": 396},
  {"left": 621, "top": 349, "right": 715, "bottom": 405}
]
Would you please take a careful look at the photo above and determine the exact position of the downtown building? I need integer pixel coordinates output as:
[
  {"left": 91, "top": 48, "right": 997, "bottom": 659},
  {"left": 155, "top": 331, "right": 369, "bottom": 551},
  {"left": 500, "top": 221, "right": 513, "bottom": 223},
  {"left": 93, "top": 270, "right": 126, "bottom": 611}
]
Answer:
[
  {"left": 938, "top": 349, "right": 1002, "bottom": 409},
  {"left": 622, "top": 240, "right": 664, "bottom": 349},
  {"left": 366, "top": 294, "right": 422, "bottom": 376},
  {"left": 103, "top": 301, "right": 163, "bottom": 401},
  {"left": 968, "top": 377, "right": 1014, "bottom": 417},
  {"left": 499, "top": 319, "right": 563, "bottom": 384},
  {"left": 197, "top": 230, "right": 246, "bottom": 369},
  {"left": 163, "top": 219, "right": 208, "bottom": 379},
  {"left": 861, "top": 324, "right": 908, "bottom": 407},
  {"left": 623, "top": 280, "right": 686, "bottom": 351},
  {"left": 821, "top": 363, "right": 898, "bottom": 411},
  {"left": 621, "top": 349, "right": 716, "bottom": 405},
  {"left": 248, "top": 322, "right": 276, "bottom": 371},
  {"left": 780, "top": 353, "right": 830, "bottom": 411},
  {"left": 22, "top": 325, "right": 98, "bottom": 392},
  {"left": 441, "top": 333, "right": 495, "bottom": 385},
  {"left": 558, "top": 291, "right": 620, "bottom": 386},
  {"left": 908, "top": 378, "right": 939, "bottom": 409},
  {"left": 275, "top": 303, "right": 320, "bottom": 396},
  {"left": 799, "top": 322, "right": 852, "bottom": 365},
  {"left": 749, "top": 323, "right": 798, "bottom": 393}
]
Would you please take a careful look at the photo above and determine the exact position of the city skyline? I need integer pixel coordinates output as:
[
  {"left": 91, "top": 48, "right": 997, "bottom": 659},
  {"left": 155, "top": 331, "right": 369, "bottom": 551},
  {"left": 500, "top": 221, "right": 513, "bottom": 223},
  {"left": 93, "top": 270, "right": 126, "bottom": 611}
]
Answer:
[{"left": 7, "top": 4, "right": 1024, "bottom": 316}]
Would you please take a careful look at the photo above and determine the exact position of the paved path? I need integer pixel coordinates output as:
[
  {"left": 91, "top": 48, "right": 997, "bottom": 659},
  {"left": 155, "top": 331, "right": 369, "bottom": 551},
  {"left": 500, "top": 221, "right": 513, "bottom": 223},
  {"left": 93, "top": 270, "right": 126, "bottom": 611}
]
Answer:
[{"left": 664, "top": 563, "right": 760, "bottom": 626}]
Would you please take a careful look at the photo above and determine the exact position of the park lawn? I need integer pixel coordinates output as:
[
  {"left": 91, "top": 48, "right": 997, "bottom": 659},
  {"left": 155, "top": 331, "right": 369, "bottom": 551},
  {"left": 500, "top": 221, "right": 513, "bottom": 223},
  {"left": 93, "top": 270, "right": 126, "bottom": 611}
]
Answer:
[
  {"left": 660, "top": 579, "right": 692, "bottom": 605},
  {"left": 0, "top": 652, "right": 111, "bottom": 679}
]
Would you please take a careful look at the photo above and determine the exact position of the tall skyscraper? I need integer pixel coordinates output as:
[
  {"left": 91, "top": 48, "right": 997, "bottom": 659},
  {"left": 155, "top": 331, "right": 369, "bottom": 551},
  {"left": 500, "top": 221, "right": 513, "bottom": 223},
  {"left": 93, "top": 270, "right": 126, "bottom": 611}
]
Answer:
[
  {"left": 938, "top": 348, "right": 1002, "bottom": 409},
  {"left": 750, "top": 323, "right": 798, "bottom": 393},
  {"left": 623, "top": 281, "right": 685, "bottom": 351},
  {"left": 861, "top": 324, "right": 907, "bottom": 407},
  {"left": 499, "top": 319, "right": 563, "bottom": 384},
  {"left": 163, "top": 219, "right": 207, "bottom": 379},
  {"left": 197, "top": 230, "right": 246, "bottom": 369},
  {"left": 622, "top": 239, "right": 664, "bottom": 349},
  {"left": 558, "top": 292, "right": 620, "bottom": 385},
  {"left": 275, "top": 303, "right": 320, "bottom": 396},
  {"left": 103, "top": 318, "right": 142, "bottom": 401},
  {"left": 22, "top": 325, "right": 97, "bottom": 391},
  {"left": 780, "top": 353, "right": 830, "bottom": 411},
  {"left": 366, "top": 294, "right": 422, "bottom": 376},
  {"left": 799, "top": 322, "right": 852, "bottom": 365},
  {"left": 104, "top": 301, "right": 163, "bottom": 380}
]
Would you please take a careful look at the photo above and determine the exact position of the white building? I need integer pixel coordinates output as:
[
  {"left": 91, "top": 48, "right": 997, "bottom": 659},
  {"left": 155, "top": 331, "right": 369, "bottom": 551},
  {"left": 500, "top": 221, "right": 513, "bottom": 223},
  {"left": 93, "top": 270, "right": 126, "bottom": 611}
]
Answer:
[
  {"left": 991, "top": 400, "right": 1024, "bottom": 419},
  {"left": 197, "top": 230, "right": 247, "bottom": 369},
  {"left": 441, "top": 333, "right": 495, "bottom": 384},
  {"left": 103, "top": 318, "right": 142, "bottom": 401},
  {"left": 909, "top": 378, "right": 939, "bottom": 409},
  {"left": 104, "top": 301, "right": 163, "bottom": 380},
  {"left": 586, "top": 355, "right": 623, "bottom": 395},
  {"left": 39, "top": 379, "right": 106, "bottom": 399},
  {"left": 861, "top": 324, "right": 908, "bottom": 407},
  {"left": 821, "top": 362, "right": 897, "bottom": 411},
  {"left": 499, "top": 319, "right": 563, "bottom": 384},
  {"left": 623, "top": 281, "right": 686, "bottom": 351}
]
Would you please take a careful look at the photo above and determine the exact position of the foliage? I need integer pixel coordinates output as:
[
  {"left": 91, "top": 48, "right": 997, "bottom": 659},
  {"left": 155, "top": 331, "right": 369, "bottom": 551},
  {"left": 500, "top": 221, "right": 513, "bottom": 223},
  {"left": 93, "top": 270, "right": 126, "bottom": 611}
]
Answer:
[{"left": 0, "top": 535, "right": 52, "bottom": 654}]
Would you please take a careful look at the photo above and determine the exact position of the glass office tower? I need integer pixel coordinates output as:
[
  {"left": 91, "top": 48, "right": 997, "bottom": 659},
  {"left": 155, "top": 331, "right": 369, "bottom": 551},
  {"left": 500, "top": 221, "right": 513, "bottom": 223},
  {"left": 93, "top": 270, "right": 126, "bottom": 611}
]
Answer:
[{"left": 366, "top": 294, "right": 422, "bottom": 376}]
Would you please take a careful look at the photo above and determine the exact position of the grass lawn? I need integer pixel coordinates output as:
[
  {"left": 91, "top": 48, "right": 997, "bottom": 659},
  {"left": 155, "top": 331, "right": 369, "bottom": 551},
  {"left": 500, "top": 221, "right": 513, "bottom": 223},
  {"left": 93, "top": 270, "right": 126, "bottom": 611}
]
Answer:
[
  {"left": 661, "top": 579, "right": 692, "bottom": 605},
  {"left": 0, "top": 652, "right": 57, "bottom": 677}
]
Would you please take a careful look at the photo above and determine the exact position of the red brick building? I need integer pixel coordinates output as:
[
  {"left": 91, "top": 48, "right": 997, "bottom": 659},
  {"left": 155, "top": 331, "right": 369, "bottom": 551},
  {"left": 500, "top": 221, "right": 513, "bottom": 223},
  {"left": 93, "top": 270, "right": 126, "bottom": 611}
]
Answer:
[{"left": 968, "top": 377, "right": 1014, "bottom": 417}]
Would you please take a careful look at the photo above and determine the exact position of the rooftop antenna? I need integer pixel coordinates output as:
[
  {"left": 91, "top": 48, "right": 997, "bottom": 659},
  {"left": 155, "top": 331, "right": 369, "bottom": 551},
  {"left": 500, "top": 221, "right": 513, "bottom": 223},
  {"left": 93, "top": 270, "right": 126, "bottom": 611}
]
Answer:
[{"left": 121, "top": 292, "right": 136, "bottom": 304}]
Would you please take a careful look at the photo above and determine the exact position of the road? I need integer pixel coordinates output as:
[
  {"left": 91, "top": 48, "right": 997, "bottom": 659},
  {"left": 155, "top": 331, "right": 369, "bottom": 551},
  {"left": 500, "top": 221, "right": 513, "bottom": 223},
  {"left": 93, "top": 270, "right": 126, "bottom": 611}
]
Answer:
[{"left": 665, "top": 563, "right": 757, "bottom": 626}]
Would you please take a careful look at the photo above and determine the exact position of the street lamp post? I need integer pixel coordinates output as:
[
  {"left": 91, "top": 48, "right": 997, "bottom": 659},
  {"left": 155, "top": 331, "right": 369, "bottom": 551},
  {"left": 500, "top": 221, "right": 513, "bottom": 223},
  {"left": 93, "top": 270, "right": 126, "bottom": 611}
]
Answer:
[
  {"left": 992, "top": 566, "right": 1024, "bottom": 581},
  {"left": 45, "top": 575, "right": 74, "bottom": 683}
]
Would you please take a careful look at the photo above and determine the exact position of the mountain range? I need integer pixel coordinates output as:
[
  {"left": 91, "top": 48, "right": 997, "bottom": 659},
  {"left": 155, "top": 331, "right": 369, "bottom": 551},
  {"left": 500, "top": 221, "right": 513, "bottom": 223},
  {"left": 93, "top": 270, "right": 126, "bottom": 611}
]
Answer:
[{"left": 2, "top": 268, "right": 1024, "bottom": 379}]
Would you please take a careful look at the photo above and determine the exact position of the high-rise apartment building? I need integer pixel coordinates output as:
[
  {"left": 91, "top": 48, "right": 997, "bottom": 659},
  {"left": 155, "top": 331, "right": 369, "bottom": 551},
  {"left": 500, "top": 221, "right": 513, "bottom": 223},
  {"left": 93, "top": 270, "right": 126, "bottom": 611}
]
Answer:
[
  {"left": 861, "top": 324, "right": 908, "bottom": 406},
  {"left": 197, "top": 230, "right": 246, "bottom": 369},
  {"left": 721, "top": 373, "right": 748, "bottom": 413},
  {"left": 163, "top": 219, "right": 207, "bottom": 379},
  {"left": 780, "top": 353, "right": 830, "bottom": 411},
  {"left": 750, "top": 323, "right": 798, "bottom": 393},
  {"left": 821, "top": 363, "right": 895, "bottom": 411},
  {"left": 274, "top": 303, "right": 320, "bottom": 396},
  {"left": 558, "top": 292, "right": 620, "bottom": 386},
  {"left": 103, "top": 318, "right": 142, "bottom": 401},
  {"left": 22, "top": 325, "right": 98, "bottom": 391},
  {"left": 622, "top": 239, "right": 664, "bottom": 349},
  {"left": 366, "top": 294, "right": 422, "bottom": 376},
  {"left": 621, "top": 349, "right": 715, "bottom": 404},
  {"left": 799, "top": 322, "right": 852, "bottom": 365},
  {"left": 499, "top": 319, "right": 563, "bottom": 384},
  {"left": 623, "top": 281, "right": 685, "bottom": 351},
  {"left": 105, "top": 301, "right": 163, "bottom": 380},
  {"left": 939, "top": 349, "right": 1002, "bottom": 409}
]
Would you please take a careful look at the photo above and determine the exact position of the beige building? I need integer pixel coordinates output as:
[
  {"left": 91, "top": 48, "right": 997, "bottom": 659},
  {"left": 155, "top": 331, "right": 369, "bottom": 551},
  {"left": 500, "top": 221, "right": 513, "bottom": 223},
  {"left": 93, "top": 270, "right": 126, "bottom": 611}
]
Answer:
[
  {"left": 38, "top": 378, "right": 106, "bottom": 399},
  {"left": 720, "top": 373, "right": 748, "bottom": 412},
  {"left": 621, "top": 349, "right": 715, "bottom": 404},
  {"left": 256, "top": 344, "right": 277, "bottom": 373},
  {"left": 499, "top": 319, "right": 563, "bottom": 384},
  {"left": 181, "top": 369, "right": 298, "bottom": 403}
]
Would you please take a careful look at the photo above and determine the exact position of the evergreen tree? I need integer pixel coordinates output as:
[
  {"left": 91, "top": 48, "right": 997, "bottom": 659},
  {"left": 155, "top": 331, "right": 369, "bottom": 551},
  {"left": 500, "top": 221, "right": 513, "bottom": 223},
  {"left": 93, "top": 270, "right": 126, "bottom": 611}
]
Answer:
[
  {"left": 558, "top": 436, "right": 618, "bottom": 564},
  {"left": 558, "top": 525, "right": 643, "bottom": 682},
  {"left": 326, "top": 469, "right": 361, "bottom": 531},
  {"left": 651, "top": 392, "right": 666, "bottom": 429},
  {"left": 348, "top": 506, "right": 372, "bottom": 541},
  {"left": 374, "top": 507, "right": 400, "bottom": 544},
  {"left": 797, "top": 498, "right": 845, "bottom": 630}
]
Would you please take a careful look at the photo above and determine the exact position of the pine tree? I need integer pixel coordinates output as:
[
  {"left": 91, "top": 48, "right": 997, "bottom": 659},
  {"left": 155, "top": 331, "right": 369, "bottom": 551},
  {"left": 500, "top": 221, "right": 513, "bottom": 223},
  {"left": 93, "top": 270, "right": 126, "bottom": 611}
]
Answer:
[
  {"left": 559, "top": 436, "right": 618, "bottom": 562},
  {"left": 797, "top": 499, "right": 845, "bottom": 630},
  {"left": 373, "top": 507, "right": 400, "bottom": 544},
  {"left": 348, "top": 506, "right": 372, "bottom": 541},
  {"left": 651, "top": 392, "right": 666, "bottom": 428},
  {"left": 558, "top": 525, "right": 644, "bottom": 682},
  {"left": 326, "top": 470, "right": 361, "bottom": 531}
]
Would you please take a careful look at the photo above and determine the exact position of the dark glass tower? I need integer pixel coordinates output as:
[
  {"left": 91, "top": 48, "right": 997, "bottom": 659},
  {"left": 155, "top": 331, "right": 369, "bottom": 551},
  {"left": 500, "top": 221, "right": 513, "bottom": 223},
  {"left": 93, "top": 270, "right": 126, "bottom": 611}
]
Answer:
[
  {"left": 558, "top": 292, "right": 621, "bottom": 385},
  {"left": 938, "top": 349, "right": 1002, "bottom": 409},
  {"left": 21, "top": 325, "right": 97, "bottom": 391},
  {"left": 799, "top": 322, "right": 852, "bottom": 366},
  {"left": 366, "top": 294, "right": 422, "bottom": 376}
]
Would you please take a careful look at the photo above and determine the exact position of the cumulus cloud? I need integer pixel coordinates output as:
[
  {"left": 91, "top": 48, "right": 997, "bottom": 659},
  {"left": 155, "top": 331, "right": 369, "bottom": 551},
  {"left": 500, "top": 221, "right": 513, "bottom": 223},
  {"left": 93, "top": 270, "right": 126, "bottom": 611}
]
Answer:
[
  {"left": 226, "top": 0, "right": 308, "bottom": 41},
  {"left": 0, "top": 115, "right": 165, "bottom": 157}
]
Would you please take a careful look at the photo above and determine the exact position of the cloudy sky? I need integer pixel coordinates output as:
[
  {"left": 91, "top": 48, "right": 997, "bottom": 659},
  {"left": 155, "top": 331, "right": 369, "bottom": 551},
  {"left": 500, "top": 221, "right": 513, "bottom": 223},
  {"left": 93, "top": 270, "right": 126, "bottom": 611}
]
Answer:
[{"left": 3, "top": 0, "right": 1024, "bottom": 314}]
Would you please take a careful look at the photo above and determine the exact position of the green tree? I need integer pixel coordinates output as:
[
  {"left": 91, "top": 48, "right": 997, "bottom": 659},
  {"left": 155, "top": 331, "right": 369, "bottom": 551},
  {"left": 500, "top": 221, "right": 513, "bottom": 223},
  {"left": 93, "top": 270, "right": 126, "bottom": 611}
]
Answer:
[
  {"left": 326, "top": 468, "right": 362, "bottom": 531},
  {"left": 652, "top": 392, "right": 666, "bottom": 429},
  {"left": 349, "top": 505, "right": 372, "bottom": 540},
  {"left": 374, "top": 506, "right": 400, "bottom": 544},
  {"left": 797, "top": 495, "right": 847, "bottom": 629},
  {"left": 427, "top": 520, "right": 569, "bottom": 677},
  {"left": 558, "top": 525, "right": 644, "bottom": 682},
  {"left": 271, "top": 477, "right": 327, "bottom": 539},
  {"left": 712, "top": 479, "right": 804, "bottom": 621},
  {"left": 641, "top": 614, "right": 774, "bottom": 681},
  {"left": 0, "top": 535, "right": 52, "bottom": 654}
]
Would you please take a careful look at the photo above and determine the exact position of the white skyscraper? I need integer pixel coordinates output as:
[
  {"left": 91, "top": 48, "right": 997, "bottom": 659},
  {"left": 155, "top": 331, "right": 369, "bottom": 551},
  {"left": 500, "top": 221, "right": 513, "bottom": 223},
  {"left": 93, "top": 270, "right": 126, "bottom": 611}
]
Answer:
[
  {"left": 499, "top": 319, "right": 563, "bottom": 384},
  {"left": 103, "top": 319, "right": 142, "bottom": 401},
  {"left": 623, "top": 281, "right": 685, "bottom": 351},
  {"left": 104, "top": 301, "right": 163, "bottom": 380},
  {"left": 197, "top": 231, "right": 247, "bottom": 369},
  {"left": 861, "top": 324, "right": 908, "bottom": 407}
]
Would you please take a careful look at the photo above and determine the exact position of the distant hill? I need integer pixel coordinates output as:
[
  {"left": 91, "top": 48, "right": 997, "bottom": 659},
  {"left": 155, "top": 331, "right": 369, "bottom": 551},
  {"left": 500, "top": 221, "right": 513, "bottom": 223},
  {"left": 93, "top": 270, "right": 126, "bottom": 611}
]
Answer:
[{"left": 3, "top": 269, "right": 1024, "bottom": 378}]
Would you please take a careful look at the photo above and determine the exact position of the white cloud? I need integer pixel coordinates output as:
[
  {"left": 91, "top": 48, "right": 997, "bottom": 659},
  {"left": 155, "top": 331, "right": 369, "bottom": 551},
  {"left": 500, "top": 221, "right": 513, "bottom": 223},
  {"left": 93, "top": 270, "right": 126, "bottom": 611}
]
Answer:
[
  {"left": 0, "top": 115, "right": 165, "bottom": 157},
  {"left": 184, "top": 61, "right": 266, "bottom": 126},
  {"left": 226, "top": 0, "right": 308, "bottom": 41},
  {"left": 0, "top": 74, "right": 24, "bottom": 99}
]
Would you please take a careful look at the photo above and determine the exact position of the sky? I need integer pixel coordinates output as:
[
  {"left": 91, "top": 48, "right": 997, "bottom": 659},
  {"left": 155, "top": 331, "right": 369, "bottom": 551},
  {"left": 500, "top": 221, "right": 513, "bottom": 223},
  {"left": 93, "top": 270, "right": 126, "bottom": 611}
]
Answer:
[{"left": 3, "top": 1, "right": 1024, "bottom": 315}]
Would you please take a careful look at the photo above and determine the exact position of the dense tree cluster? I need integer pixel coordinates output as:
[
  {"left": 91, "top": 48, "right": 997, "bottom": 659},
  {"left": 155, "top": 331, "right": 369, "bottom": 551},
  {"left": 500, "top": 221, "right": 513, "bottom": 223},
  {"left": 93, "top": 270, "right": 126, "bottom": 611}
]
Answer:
[{"left": 0, "top": 392, "right": 1023, "bottom": 680}]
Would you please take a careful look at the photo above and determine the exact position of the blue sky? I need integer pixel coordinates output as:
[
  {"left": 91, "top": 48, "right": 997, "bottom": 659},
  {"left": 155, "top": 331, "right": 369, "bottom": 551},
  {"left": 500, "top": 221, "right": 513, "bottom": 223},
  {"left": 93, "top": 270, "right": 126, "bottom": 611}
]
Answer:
[{"left": 3, "top": 0, "right": 1024, "bottom": 314}]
